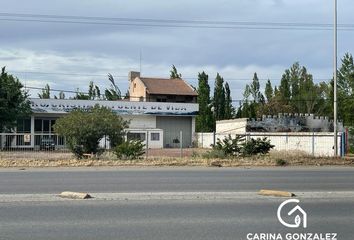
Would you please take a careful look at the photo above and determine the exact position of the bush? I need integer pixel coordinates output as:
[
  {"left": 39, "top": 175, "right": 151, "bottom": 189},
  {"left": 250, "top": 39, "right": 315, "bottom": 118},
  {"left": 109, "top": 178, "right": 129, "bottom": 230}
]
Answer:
[
  {"left": 54, "top": 105, "right": 128, "bottom": 155},
  {"left": 275, "top": 158, "right": 288, "bottom": 166},
  {"left": 213, "top": 134, "right": 245, "bottom": 157},
  {"left": 211, "top": 135, "right": 274, "bottom": 158},
  {"left": 72, "top": 145, "right": 84, "bottom": 159},
  {"left": 202, "top": 149, "right": 226, "bottom": 159},
  {"left": 242, "top": 137, "right": 274, "bottom": 156},
  {"left": 191, "top": 151, "right": 200, "bottom": 158},
  {"left": 114, "top": 140, "right": 145, "bottom": 160}
]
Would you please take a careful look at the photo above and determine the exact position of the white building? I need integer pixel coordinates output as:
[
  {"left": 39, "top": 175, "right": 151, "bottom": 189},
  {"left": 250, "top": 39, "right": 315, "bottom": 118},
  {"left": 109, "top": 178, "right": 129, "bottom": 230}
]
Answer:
[{"left": 0, "top": 72, "right": 199, "bottom": 150}]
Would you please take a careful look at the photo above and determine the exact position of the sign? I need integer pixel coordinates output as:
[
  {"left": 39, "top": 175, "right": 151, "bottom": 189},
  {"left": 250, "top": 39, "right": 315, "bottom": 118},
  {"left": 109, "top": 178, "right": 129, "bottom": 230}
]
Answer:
[
  {"left": 30, "top": 99, "right": 199, "bottom": 116},
  {"left": 24, "top": 134, "right": 31, "bottom": 143}
]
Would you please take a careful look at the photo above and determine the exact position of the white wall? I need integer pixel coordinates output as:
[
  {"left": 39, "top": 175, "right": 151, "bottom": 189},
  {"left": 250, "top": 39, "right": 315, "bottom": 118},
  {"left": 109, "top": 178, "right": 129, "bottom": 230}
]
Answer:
[
  {"left": 127, "top": 129, "right": 163, "bottom": 149},
  {"left": 216, "top": 119, "right": 247, "bottom": 134},
  {"left": 195, "top": 132, "right": 342, "bottom": 157},
  {"left": 123, "top": 115, "right": 156, "bottom": 129}
]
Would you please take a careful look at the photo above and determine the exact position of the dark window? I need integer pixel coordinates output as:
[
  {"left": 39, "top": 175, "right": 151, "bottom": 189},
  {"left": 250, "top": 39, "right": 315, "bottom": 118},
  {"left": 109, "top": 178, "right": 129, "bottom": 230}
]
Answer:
[
  {"left": 35, "top": 119, "right": 42, "bottom": 132},
  {"left": 51, "top": 120, "right": 56, "bottom": 133},
  {"left": 43, "top": 120, "right": 50, "bottom": 133},
  {"left": 127, "top": 132, "right": 146, "bottom": 141},
  {"left": 16, "top": 119, "right": 31, "bottom": 133},
  {"left": 151, "top": 133, "right": 160, "bottom": 141},
  {"left": 24, "top": 119, "right": 31, "bottom": 132}
]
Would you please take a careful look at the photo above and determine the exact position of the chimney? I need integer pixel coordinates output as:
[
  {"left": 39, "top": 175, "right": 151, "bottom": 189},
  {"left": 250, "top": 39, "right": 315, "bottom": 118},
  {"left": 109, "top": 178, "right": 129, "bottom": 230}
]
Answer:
[{"left": 129, "top": 71, "right": 140, "bottom": 82}]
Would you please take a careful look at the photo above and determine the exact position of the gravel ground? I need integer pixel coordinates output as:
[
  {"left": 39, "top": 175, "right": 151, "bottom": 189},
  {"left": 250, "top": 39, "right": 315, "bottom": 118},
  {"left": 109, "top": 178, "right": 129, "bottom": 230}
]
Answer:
[{"left": 0, "top": 149, "right": 353, "bottom": 168}]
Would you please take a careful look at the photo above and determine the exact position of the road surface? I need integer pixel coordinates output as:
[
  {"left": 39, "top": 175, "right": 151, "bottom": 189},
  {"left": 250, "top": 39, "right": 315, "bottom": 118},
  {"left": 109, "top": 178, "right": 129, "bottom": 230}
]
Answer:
[{"left": 0, "top": 167, "right": 353, "bottom": 240}]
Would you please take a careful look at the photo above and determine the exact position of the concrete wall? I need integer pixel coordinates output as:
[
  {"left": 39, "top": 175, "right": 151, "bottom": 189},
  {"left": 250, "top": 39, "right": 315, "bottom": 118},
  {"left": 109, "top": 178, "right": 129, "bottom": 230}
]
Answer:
[
  {"left": 195, "top": 132, "right": 342, "bottom": 157},
  {"left": 216, "top": 119, "right": 247, "bottom": 134},
  {"left": 127, "top": 129, "right": 163, "bottom": 149},
  {"left": 129, "top": 77, "right": 146, "bottom": 101},
  {"left": 122, "top": 115, "right": 156, "bottom": 129}
]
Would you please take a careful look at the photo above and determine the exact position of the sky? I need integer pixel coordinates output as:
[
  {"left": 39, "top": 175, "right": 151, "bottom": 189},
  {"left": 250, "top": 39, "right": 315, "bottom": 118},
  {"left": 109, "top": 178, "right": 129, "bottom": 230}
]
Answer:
[{"left": 0, "top": 0, "right": 353, "bottom": 101}]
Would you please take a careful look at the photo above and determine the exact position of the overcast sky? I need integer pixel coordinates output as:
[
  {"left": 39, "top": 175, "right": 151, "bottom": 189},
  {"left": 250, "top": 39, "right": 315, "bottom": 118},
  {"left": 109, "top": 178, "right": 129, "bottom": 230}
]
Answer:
[{"left": 0, "top": 0, "right": 353, "bottom": 100}]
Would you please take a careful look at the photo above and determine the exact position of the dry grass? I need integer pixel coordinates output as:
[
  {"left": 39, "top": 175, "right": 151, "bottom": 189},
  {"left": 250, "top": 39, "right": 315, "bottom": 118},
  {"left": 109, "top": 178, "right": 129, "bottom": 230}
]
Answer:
[{"left": 0, "top": 149, "right": 353, "bottom": 168}]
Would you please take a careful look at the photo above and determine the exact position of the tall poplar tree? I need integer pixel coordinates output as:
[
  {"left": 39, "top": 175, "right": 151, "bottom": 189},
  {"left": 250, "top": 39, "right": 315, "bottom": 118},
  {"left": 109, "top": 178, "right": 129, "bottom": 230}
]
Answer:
[
  {"left": 196, "top": 71, "right": 214, "bottom": 132},
  {"left": 264, "top": 80, "right": 273, "bottom": 101},
  {"left": 224, "top": 82, "right": 233, "bottom": 119},
  {"left": 38, "top": 84, "right": 50, "bottom": 99},
  {"left": 213, "top": 73, "right": 226, "bottom": 120},
  {"left": 170, "top": 65, "right": 182, "bottom": 79},
  {"left": 338, "top": 53, "right": 354, "bottom": 125}
]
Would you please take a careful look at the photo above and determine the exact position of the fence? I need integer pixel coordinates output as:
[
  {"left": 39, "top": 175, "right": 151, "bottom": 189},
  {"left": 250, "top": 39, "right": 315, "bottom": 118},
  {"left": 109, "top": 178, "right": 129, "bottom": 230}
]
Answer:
[
  {"left": 194, "top": 132, "right": 345, "bottom": 157},
  {"left": 0, "top": 133, "right": 200, "bottom": 161}
]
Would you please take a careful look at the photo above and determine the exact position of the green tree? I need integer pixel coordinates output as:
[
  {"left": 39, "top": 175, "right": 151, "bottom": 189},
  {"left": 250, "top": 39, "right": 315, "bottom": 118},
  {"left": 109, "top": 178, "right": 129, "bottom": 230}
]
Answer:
[
  {"left": 249, "top": 73, "right": 263, "bottom": 102},
  {"left": 38, "top": 84, "right": 50, "bottom": 99},
  {"left": 196, "top": 71, "right": 214, "bottom": 132},
  {"left": 337, "top": 53, "right": 354, "bottom": 125},
  {"left": 74, "top": 81, "right": 101, "bottom": 100},
  {"left": 88, "top": 81, "right": 101, "bottom": 100},
  {"left": 53, "top": 105, "right": 128, "bottom": 156},
  {"left": 104, "top": 74, "right": 121, "bottom": 100},
  {"left": 264, "top": 80, "right": 273, "bottom": 101},
  {"left": 238, "top": 73, "right": 264, "bottom": 119},
  {"left": 0, "top": 67, "right": 31, "bottom": 132},
  {"left": 170, "top": 65, "right": 182, "bottom": 79},
  {"left": 54, "top": 91, "right": 65, "bottom": 99},
  {"left": 224, "top": 82, "right": 233, "bottom": 119},
  {"left": 278, "top": 72, "right": 291, "bottom": 104},
  {"left": 213, "top": 73, "right": 226, "bottom": 120}
]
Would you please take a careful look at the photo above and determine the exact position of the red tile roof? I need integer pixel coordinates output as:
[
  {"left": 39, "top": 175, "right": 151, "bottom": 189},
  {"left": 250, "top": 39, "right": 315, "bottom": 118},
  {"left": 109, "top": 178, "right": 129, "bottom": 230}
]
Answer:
[{"left": 140, "top": 77, "right": 198, "bottom": 96}]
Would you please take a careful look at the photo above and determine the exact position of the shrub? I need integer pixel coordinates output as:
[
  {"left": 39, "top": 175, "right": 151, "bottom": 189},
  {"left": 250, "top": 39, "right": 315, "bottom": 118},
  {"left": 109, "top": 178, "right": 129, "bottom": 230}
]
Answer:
[
  {"left": 202, "top": 149, "right": 226, "bottom": 159},
  {"left": 191, "top": 151, "right": 200, "bottom": 158},
  {"left": 211, "top": 135, "right": 274, "bottom": 158},
  {"left": 114, "top": 140, "right": 145, "bottom": 160},
  {"left": 54, "top": 105, "right": 128, "bottom": 155},
  {"left": 213, "top": 134, "right": 245, "bottom": 157},
  {"left": 242, "top": 137, "right": 274, "bottom": 156},
  {"left": 72, "top": 145, "right": 84, "bottom": 159},
  {"left": 275, "top": 158, "right": 288, "bottom": 166}
]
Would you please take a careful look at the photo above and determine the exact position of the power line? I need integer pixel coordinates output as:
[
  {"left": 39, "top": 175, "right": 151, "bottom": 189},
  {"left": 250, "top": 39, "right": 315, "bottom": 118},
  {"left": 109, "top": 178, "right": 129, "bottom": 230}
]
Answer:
[
  {"left": 12, "top": 70, "right": 332, "bottom": 82},
  {"left": 25, "top": 86, "right": 88, "bottom": 94},
  {"left": 1, "top": 12, "right": 353, "bottom": 28},
  {"left": 0, "top": 12, "right": 354, "bottom": 31}
]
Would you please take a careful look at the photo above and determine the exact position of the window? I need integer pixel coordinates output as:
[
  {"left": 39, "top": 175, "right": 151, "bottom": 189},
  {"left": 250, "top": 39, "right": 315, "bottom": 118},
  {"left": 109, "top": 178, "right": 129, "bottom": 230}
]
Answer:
[
  {"left": 35, "top": 119, "right": 42, "bottom": 132},
  {"left": 43, "top": 120, "right": 50, "bottom": 133},
  {"left": 127, "top": 132, "right": 146, "bottom": 141},
  {"left": 51, "top": 120, "right": 56, "bottom": 133},
  {"left": 151, "top": 133, "right": 160, "bottom": 141},
  {"left": 16, "top": 119, "right": 31, "bottom": 133}
]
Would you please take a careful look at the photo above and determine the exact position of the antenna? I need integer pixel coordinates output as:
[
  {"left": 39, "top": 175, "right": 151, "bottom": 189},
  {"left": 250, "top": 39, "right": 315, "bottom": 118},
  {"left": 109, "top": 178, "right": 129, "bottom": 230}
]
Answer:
[{"left": 139, "top": 49, "right": 142, "bottom": 74}]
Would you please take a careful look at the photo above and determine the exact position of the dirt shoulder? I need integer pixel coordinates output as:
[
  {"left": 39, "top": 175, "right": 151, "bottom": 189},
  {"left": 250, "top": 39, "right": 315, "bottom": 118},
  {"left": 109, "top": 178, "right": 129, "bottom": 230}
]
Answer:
[{"left": 0, "top": 154, "right": 353, "bottom": 168}]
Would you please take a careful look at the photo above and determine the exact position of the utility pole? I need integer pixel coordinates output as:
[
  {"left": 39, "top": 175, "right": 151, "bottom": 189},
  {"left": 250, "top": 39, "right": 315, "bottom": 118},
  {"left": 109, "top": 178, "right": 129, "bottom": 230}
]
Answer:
[{"left": 333, "top": 0, "right": 338, "bottom": 157}]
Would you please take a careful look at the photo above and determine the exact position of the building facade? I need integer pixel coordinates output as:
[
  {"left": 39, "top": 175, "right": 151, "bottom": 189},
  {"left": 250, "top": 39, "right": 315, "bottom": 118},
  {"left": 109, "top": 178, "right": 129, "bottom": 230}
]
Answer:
[{"left": 0, "top": 72, "right": 199, "bottom": 150}]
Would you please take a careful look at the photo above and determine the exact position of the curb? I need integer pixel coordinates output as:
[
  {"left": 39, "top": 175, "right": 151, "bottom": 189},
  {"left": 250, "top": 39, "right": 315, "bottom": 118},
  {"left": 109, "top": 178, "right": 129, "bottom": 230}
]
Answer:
[
  {"left": 59, "top": 191, "right": 92, "bottom": 199},
  {"left": 258, "top": 189, "right": 295, "bottom": 198}
]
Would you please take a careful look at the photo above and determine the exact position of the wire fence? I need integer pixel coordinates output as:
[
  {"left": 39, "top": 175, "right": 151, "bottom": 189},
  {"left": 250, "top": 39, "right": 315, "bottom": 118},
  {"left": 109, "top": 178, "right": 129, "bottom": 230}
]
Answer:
[
  {"left": 0, "top": 131, "right": 348, "bottom": 161},
  {"left": 194, "top": 132, "right": 346, "bottom": 157},
  {"left": 0, "top": 133, "right": 200, "bottom": 161}
]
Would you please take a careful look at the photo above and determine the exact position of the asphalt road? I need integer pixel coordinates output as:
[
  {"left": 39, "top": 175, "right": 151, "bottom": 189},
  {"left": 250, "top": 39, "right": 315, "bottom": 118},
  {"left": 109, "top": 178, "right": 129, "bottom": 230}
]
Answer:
[
  {"left": 0, "top": 167, "right": 354, "bottom": 194},
  {"left": 0, "top": 167, "right": 353, "bottom": 240}
]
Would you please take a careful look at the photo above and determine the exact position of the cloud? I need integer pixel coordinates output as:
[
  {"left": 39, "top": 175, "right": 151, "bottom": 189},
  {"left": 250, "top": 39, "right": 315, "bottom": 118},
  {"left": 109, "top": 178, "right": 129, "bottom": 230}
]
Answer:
[
  {"left": 1, "top": 48, "right": 334, "bottom": 101},
  {"left": 0, "top": 0, "right": 353, "bottom": 100}
]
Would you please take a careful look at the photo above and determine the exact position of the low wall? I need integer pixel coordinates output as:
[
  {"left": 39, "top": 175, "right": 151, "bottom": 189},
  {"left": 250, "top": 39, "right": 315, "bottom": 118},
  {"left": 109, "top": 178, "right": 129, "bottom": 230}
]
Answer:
[{"left": 195, "top": 132, "right": 342, "bottom": 157}]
